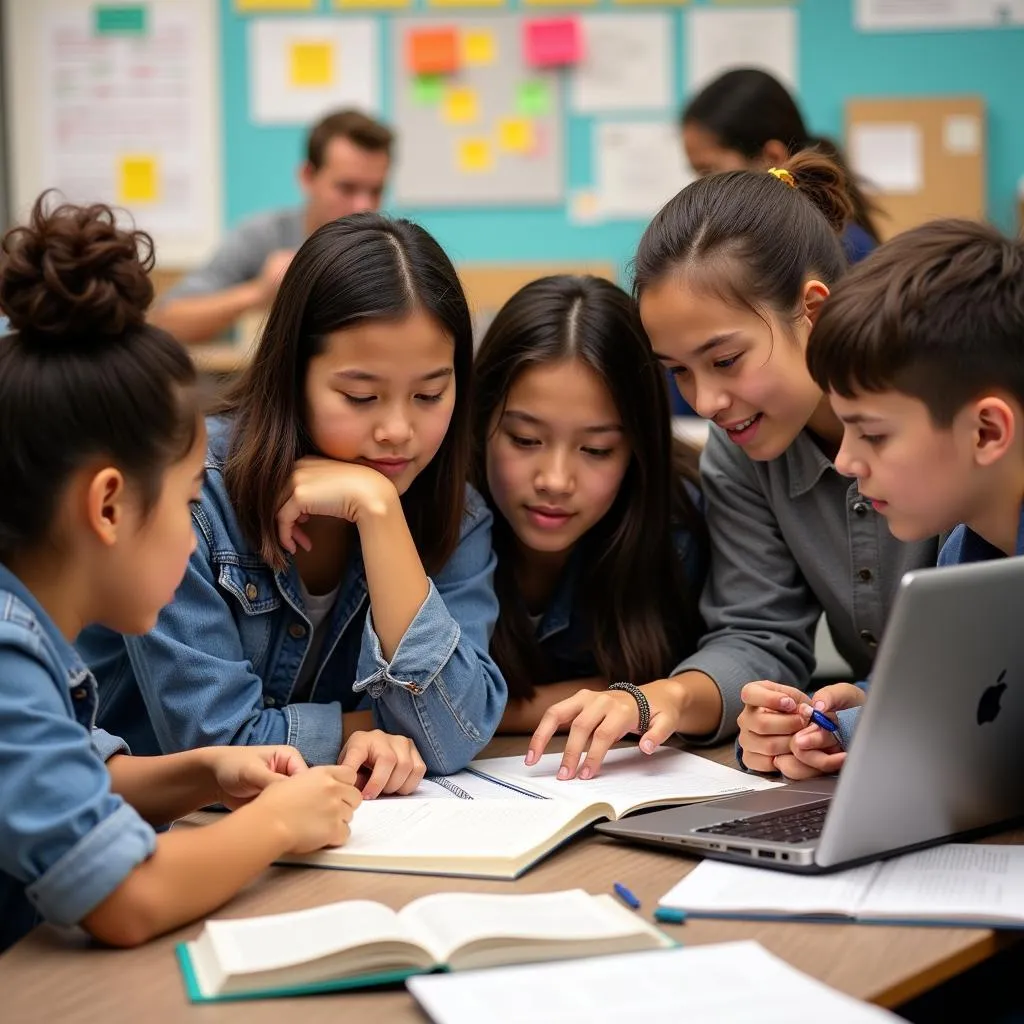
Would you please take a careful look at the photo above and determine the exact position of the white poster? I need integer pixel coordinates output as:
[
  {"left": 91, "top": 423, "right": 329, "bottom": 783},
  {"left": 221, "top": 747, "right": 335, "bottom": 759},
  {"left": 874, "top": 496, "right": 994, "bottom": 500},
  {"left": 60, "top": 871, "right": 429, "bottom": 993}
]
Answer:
[
  {"left": 595, "top": 121, "right": 695, "bottom": 220},
  {"left": 855, "top": 0, "right": 1024, "bottom": 31},
  {"left": 686, "top": 7, "right": 797, "bottom": 93},
  {"left": 849, "top": 123, "right": 923, "bottom": 194},
  {"left": 33, "top": 0, "right": 219, "bottom": 263},
  {"left": 570, "top": 14, "right": 672, "bottom": 113},
  {"left": 250, "top": 18, "right": 379, "bottom": 125}
]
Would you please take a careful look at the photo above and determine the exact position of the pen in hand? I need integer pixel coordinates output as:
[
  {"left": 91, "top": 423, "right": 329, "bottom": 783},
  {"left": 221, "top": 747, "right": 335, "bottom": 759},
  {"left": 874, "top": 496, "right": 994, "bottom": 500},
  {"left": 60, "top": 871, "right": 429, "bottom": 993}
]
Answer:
[{"left": 807, "top": 708, "right": 845, "bottom": 751}]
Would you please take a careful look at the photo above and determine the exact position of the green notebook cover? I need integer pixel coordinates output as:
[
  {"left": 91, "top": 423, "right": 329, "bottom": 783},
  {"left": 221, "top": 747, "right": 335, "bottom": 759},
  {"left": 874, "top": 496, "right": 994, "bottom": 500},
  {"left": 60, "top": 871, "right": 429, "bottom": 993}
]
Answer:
[{"left": 176, "top": 941, "right": 436, "bottom": 1003}]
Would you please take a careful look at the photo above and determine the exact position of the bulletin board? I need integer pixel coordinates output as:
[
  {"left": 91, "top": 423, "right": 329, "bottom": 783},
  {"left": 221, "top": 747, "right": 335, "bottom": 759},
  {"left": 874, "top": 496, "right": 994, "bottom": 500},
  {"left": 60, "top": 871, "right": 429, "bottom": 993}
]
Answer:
[
  {"left": 845, "top": 96, "right": 986, "bottom": 240},
  {"left": 2, "top": 0, "right": 222, "bottom": 267},
  {"left": 392, "top": 16, "right": 563, "bottom": 206}
]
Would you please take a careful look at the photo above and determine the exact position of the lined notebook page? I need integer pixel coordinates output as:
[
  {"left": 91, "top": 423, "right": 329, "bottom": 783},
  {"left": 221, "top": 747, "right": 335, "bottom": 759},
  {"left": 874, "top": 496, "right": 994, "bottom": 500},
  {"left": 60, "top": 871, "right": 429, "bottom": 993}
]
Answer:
[
  {"left": 470, "top": 747, "right": 780, "bottom": 817},
  {"left": 659, "top": 858, "right": 879, "bottom": 917},
  {"left": 407, "top": 941, "right": 901, "bottom": 1023}
]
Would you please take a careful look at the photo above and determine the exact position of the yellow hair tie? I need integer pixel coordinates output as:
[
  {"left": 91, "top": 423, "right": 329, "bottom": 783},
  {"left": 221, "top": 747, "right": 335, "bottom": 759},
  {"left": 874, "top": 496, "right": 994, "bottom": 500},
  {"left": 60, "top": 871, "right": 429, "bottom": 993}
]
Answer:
[{"left": 768, "top": 167, "right": 796, "bottom": 188}]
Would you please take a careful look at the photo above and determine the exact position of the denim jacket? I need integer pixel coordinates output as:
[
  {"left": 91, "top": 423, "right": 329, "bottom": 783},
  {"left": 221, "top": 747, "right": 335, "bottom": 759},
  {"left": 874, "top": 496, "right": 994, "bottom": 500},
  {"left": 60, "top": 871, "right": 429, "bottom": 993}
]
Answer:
[
  {"left": 532, "top": 522, "right": 707, "bottom": 684},
  {"left": 82, "top": 417, "right": 508, "bottom": 774},
  {"left": 0, "top": 564, "right": 156, "bottom": 953}
]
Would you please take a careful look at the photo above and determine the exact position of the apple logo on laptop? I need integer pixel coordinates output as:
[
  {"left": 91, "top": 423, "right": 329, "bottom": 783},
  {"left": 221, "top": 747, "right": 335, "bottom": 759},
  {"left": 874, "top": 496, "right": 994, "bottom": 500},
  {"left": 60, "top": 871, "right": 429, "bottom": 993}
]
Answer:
[{"left": 977, "top": 670, "right": 1007, "bottom": 725}]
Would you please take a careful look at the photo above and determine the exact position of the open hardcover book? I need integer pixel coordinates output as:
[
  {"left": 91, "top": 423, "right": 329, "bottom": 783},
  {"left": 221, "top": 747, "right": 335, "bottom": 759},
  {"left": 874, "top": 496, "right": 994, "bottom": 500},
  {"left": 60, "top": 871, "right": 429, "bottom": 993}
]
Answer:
[
  {"left": 275, "top": 747, "right": 779, "bottom": 879},
  {"left": 659, "top": 843, "right": 1024, "bottom": 928},
  {"left": 177, "top": 889, "right": 673, "bottom": 1002}
]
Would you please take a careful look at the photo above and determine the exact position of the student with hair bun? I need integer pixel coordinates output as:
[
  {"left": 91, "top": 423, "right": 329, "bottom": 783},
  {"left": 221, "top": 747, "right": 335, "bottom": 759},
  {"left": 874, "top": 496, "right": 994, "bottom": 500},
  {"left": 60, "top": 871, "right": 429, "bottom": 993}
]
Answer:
[
  {"left": 527, "top": 153, "right": 938, "bottom": 781},
  {"left": 0, "top": 196, "right": 361, "bottom": 953}
]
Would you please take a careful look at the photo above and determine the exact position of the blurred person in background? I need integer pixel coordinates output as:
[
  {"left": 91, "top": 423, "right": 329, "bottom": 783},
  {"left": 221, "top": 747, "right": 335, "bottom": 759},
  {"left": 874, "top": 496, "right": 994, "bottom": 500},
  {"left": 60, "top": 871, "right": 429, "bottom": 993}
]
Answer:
[{"left": 152, "top": 109, "right": 393, "bottom": 344}]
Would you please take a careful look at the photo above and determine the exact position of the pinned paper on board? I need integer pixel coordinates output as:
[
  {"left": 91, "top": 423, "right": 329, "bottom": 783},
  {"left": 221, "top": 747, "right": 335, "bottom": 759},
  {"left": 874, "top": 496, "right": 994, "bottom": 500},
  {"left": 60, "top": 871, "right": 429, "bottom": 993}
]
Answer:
[
  {"left": 686, "top": 7, "right": 797, "bottom": 91},
  {"left": 498, "top": 117, "right": 534, "bottom": 153},
  {"left": 250, "top": 19, "right": 379, "bottom": 123},
  {"left": 118, "top": 155, "right": 159, "bottom": 203},
  {"left": 855, "top": 0, "right": 1024, "bottom": 30},
  {"left": 523, "top": 17, "right": 583, "bottom": 68},
  {"left": 463, "top": 29, "right": 497, "bottom": 65},
  {"left": 407, "top": 26, "right": 460, "bottom": 75},
  {"left": 412, "top": 74, "right": 445, "bottom": 105},
  {"left": 570, "top": 13, "right": 670, "bottom": 112},
  {"left": 595, "top": 121, "right": 694, "bottom": 218},
  {"left": 458, "top": 138, "right": 494, "bottom": 172},
  {"left": 289, "top": 41, "right": 334, "bottom": 87},
  {"left": 443, "top": 86, "right": 480, "bottom": 124},
  {"left": 516, "top": 79, "right": 552, "bottom": 116},
  {"left": 943, "top": 113, "right": 981, "bottom": 155},
  {"left": 849, "top": 123, "right": 923, "bottom": 194}
]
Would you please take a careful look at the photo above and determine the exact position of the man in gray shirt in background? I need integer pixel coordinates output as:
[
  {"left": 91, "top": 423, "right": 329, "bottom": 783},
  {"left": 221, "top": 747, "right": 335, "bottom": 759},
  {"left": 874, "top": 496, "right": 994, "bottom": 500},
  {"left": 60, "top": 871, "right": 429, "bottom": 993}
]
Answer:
[{"left": 152, "top": 109, "right": 393, "bottom": 344}]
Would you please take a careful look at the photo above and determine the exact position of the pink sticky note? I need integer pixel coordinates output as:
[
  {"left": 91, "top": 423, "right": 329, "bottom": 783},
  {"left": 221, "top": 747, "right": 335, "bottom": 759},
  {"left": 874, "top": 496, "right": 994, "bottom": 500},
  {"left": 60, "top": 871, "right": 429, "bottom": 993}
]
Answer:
[{"left": 523, "top": 17, "right": 582, "bottom": 69}]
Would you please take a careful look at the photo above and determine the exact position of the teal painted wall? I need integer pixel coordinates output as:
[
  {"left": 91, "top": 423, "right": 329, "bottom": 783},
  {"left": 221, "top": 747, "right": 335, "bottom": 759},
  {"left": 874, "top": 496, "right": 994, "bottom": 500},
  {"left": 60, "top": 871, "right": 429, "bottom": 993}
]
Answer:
[{"left": 219, "top": 0, "right": 1024, "bottom": 280}]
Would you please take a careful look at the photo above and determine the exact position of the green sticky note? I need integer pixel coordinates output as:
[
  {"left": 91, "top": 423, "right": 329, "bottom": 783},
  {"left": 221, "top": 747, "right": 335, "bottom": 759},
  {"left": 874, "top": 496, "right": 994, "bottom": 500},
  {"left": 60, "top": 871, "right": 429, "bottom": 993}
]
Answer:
[
  {"left": 95, "top": 5, "right": 147, "bottom": 35},
  {"left": 516, "top": 80, "right": 550, "bottom": 118},
  {"left": 412, "top": 74, "right": 444, "bottom": 106}
]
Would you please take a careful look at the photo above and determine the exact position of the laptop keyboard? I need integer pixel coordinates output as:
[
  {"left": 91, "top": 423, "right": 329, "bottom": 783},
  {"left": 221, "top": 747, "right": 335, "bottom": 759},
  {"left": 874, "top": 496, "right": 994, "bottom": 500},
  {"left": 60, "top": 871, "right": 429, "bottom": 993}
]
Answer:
[{"left": 694, "top": 802, "right": 829, "bottom": 844}]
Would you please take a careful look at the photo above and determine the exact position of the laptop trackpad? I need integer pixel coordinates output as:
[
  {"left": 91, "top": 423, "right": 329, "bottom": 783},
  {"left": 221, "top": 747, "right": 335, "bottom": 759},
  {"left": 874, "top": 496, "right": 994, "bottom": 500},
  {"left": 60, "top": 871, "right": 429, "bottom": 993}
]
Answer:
[{"left": 711, "top": 776, "right": 838, "bottom": 814}]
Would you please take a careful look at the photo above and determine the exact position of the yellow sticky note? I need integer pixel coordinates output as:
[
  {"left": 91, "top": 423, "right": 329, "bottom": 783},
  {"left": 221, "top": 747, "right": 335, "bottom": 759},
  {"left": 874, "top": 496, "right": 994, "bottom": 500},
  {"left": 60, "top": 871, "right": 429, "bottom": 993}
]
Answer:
[
  {"left": 235, "top": 0, "right": 316, "bottom": 9},
  {"left": 118, "top": 155, "right": 158, "bottom": 203},
  {"left": 463, "top": 30, "right": 496, "bottom": 65},
  {"left": 498, "top": 117, "right": 533, "bottom": 153},
  {"left": 458, "top": 138, "right": 493, "bottom": 173},
  {"left": 289, "top": 41, "right": 334, "bottom": 88},
  {"left": 444, "top": 87, "right": 479, "bottom": 125}
]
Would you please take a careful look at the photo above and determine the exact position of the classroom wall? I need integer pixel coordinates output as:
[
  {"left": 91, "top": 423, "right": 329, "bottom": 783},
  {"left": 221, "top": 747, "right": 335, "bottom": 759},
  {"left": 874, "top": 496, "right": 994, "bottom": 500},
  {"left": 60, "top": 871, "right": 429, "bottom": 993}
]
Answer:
[{"left": 221, "top": 0, "right": 1024, "bottom": 280}]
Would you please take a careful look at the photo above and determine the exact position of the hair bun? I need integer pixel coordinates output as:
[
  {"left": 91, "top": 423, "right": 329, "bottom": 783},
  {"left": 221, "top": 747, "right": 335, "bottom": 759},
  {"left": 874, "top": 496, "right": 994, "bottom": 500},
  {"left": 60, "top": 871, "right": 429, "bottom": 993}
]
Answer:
[{"left": 0, "top": 192, "right": 155, "bottom": 348}]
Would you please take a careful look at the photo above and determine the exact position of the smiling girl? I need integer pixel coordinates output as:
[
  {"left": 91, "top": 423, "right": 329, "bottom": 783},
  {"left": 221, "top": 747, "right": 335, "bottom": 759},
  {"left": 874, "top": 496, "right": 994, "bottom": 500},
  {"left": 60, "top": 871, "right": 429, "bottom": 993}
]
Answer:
[{"left": 526, "top": 154, "right": 937, "bottom": 780}]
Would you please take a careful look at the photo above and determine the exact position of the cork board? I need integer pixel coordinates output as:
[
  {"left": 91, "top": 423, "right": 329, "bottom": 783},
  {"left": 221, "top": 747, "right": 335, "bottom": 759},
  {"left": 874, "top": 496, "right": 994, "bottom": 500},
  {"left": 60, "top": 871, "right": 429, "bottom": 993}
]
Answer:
[{"left": 845, "top": 96, "right": 985, "bottom": 240}]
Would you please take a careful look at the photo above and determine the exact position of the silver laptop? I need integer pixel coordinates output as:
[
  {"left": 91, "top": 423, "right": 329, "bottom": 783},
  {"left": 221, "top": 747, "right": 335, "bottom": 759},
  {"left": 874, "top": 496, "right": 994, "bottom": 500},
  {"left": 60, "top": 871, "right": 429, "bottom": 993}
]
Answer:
[{"left": 597, "top": 556, "right": 1024, "bottom": 873}]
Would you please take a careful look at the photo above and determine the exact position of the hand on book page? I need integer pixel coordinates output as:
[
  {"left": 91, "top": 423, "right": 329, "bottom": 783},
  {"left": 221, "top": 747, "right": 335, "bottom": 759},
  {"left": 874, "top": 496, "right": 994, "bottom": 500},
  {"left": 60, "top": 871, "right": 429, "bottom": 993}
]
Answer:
[{"left": 471, "top": 746, "right": 780, "bottom": 818}]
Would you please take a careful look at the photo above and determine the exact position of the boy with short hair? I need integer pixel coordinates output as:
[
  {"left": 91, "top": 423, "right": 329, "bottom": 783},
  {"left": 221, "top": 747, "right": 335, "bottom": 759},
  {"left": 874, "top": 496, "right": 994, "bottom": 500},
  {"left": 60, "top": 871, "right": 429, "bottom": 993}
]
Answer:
[{"left": 790, "top": 218, "right": 1024, "bottom": 775}]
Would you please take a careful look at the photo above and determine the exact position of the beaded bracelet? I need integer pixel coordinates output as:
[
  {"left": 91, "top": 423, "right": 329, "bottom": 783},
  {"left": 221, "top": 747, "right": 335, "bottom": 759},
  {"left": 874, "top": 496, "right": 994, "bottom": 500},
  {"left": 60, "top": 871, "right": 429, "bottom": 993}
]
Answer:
[{"left": 608, "top": 681, "right": 651, "bottom": 735}]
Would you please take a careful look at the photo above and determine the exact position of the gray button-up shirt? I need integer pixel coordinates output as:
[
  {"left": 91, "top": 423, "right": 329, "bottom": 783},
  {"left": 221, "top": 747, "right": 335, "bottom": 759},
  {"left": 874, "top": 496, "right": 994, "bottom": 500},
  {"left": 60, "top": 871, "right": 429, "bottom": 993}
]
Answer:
[
  {"left": 676, "top": 424, "right": 938, "bottom": 743},
  {"left": 162, "top": 207, "right": 307, "bottom": 301}
]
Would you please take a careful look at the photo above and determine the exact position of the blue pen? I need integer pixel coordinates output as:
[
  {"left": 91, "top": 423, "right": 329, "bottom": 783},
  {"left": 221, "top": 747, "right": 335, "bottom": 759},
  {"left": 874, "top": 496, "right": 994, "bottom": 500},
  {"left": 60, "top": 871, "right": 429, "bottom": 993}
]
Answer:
[
  {"left": 613, "top": 882, "right": 641, "bottom": 910},
  {"left": 809, "top": 709, "right": 845, "bottom": 751},
  {"left": 654, "top": 907, "right": 686, "bottom": 925}
]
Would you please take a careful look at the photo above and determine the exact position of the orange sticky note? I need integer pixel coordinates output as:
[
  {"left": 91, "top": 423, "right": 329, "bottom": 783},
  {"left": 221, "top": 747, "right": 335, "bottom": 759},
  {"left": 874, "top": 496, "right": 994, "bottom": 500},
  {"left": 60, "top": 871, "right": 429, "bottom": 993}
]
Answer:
[
  {"left": 458, "top": 138, "right": 493, "bottom": 173},
  {"left": 118, "top": 155, "right": 158, "bottom": 203},
  {"left": 407, "top": 27, "right": 460, "bottom": 75},
  {"left": 443, "top": 86, "right": 479, "bottom": 124},
  {"left": 498, "top": 117, "right": 534, "bottom": 153}
]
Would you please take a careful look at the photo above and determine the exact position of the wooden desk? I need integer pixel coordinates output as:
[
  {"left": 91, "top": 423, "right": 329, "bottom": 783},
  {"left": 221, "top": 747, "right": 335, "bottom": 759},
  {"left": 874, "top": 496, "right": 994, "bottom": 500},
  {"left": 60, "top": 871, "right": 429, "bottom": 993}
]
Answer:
[{"left": 0, "top": 738, "right": 1017, "bottom": 1022}]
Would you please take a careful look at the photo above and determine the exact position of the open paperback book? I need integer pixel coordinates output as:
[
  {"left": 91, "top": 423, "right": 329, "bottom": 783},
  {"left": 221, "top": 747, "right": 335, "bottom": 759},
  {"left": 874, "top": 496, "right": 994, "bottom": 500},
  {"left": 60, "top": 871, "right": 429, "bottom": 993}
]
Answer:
[
  {"left": 176, "top": 889, "right": 673, "bottom": 1002},
  {"left": 277, "top": 747, "right": 780, "bottom": 879},
  {"left": 659, "top": 843, "right": 1024, "bottom": 928}
]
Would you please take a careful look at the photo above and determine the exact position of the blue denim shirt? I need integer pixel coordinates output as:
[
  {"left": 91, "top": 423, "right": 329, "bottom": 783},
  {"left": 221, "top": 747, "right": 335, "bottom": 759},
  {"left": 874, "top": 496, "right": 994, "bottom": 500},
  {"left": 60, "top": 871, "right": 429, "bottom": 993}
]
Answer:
[
  {"left": 82, "top": 417, "right": 507, "bottom": 774},
  {"left": 533, "top": 522, "right": 707, "bottom": 683},
  {"left": 0, "top": 564, "right": 156, "bottom": 953},
  {"left": 830, "top": 505, "right": 1024, "bottom": 749}
]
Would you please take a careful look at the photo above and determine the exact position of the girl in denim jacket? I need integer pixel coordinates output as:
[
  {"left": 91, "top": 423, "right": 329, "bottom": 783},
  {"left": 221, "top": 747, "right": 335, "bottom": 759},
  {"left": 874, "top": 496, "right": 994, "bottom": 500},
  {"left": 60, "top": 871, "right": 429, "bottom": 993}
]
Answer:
[
  {"left": 0, "top": 197, "right": 360, "bottom": 952},
  {"left": 84, "top": 213, "right": 507, "bottom": 794},
  {"left": 470, "top": 275, "right": 707, "bottom": 776}
]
